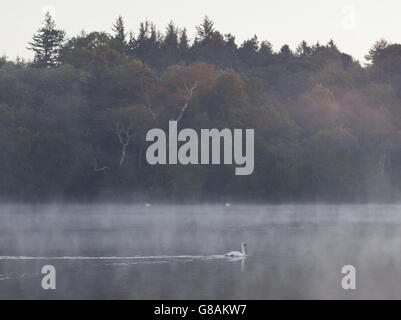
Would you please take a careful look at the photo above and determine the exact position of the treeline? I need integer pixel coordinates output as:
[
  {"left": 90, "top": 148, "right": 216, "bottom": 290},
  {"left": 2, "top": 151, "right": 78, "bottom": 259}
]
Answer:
[{"left": 1, "top": 14, "right": 401, "bottom": 202}]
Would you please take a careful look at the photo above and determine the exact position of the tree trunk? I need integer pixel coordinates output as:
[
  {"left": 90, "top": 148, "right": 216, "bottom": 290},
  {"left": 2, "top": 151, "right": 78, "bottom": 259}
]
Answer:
[
  {"left": 120, "top": 144, "right": 127, "bottom": 166},
  {"left": 176, "top": 80, "right": 197, "bottom": 123}
]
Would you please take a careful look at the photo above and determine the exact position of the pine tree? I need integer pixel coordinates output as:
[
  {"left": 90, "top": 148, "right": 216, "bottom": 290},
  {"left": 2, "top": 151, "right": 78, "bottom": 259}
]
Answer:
[
  {"left": 238, "top": 35, "right": 259, "bottom": 65},
  {"left": 259, "top": 41, "right": 273, "bottom": 56},
  {"left": 164, "top": 21, "right": 178, "bottom": 50},
  {"left": 196, "top": 16, "right": 215, "bottom": 42},
  {"left": 296, "top": 40, "right": 312, "bottom": 57},
  {"left": 28, "top": 12, "right": 66, "bottom": 68},
  {"left": 327, "top": 39, "right": 338, "bottom": 51},
  {"left": 112, "top": 15, "right": 126, "bottom": 46},
  {"left": 365, "top": 39, "right": 388, "bottom": 63},
  {"left": 127, "top": 31, "right": 136, "bottom": 55},
  {"left": 178, "top": 28, "right": 189, "bottom": 53},
  {"left": 280, "top": 44, "right": 294, "bottom": 58},
  {"left": 134, "top": 21, "right": 149, "bottom": 60}
]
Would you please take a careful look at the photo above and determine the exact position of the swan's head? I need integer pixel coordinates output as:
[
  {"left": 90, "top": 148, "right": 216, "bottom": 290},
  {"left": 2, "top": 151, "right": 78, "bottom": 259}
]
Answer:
[{"left": 241, "top": 242, "right": 247, "bottom": 247}]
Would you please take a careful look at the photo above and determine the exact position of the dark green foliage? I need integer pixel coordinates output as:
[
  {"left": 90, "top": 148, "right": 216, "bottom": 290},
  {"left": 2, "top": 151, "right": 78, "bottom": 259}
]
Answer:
[
  {"left": 112, "top": 15, "right": 126, "bottom": 45},
  {"left": 27, "top": 12, "right": 66, "bottom": 68},
  {"left": 1, "top": 16, "right": 401, "bottom": 202}
]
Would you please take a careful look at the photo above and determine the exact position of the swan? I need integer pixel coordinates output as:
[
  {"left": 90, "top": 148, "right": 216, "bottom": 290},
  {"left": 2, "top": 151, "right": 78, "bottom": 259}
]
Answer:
[
  {"left": 225, "top": 242, "right": 247, "bottom": 258},
  {"left": 225, "top": 203, "right": 231, "bottom": 207},
  {"left": 145, "top": 203, "right": 151, "bottom": 207}
]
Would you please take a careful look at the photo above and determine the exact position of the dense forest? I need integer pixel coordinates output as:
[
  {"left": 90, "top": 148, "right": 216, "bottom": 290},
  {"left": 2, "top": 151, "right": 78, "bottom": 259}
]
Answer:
[{"left": 1, "top": 13, "right": 401, "bottom": 202}]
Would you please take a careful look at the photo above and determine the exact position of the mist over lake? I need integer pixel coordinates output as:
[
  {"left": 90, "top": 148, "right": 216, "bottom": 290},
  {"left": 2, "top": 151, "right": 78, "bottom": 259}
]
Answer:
[{"left": 0, "top": 203, "right": 400, "bottom": 299}]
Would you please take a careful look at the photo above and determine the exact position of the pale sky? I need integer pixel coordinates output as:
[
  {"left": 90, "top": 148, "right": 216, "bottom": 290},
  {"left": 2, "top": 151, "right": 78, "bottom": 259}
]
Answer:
[{"left": 1, "top": 0, "right": 400, "bottom": 63}]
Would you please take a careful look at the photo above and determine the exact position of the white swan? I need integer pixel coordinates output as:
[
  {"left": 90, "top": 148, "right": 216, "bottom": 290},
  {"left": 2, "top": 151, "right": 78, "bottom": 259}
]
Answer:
[{"left": 225, "top": 242, "right": 247, "bottom": 257}]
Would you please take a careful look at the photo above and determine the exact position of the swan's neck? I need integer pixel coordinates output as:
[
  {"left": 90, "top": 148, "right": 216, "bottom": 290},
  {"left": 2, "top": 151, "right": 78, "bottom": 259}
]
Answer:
[{"left": 241, "top": 244, "right": 246, "bottom": 256}]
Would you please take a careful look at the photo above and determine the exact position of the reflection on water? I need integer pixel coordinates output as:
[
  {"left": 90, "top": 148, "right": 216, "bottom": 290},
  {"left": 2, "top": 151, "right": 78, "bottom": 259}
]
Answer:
[{"left": 0, "top": 204, "right": 401, "bottom": 299}]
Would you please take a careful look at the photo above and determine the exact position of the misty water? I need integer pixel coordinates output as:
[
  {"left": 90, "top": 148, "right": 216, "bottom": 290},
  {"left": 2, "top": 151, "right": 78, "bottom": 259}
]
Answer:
[{"left": 1, "top": 204, "right": 401, "bottom": 299}]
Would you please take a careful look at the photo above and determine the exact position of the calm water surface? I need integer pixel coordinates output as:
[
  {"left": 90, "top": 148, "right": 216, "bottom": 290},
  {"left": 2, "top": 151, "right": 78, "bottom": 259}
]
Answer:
[{"left": 0, "top": 204, "right": 401, "bottom": 299}]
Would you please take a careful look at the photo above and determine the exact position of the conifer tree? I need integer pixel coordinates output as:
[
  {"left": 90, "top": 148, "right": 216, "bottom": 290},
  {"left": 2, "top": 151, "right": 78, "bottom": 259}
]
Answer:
[
  {"left": 164, "top": 21, "right": 178, "bottom": 50},
  {"left": 28, "top": 12, "right": 66, "bottom": 68},
  {"left": 179, "top": 28, "right": 189, "bottom": 57},
  {"left": 196, "top": 16, "right": 215, "bottom": 42},
  {"left": 112, "top": 15, "right": 126, "bottom": 47}
]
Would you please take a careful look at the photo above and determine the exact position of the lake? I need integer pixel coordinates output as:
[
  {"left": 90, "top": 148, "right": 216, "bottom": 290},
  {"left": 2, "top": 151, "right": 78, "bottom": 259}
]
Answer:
[{"left": 0, "top": 204, "right": 401, "bottom": 299}]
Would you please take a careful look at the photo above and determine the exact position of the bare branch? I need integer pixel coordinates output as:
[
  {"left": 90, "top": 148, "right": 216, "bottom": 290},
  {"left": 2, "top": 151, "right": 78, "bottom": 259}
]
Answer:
[
  {"left": 145, "top": 96, "right": 157, "bottom": 120},
  {"left": 176, "top": 80, "right": 198, "bottom": 123},
  {"left": 92, "top": 159, "right": 110, "bottom": 173},
  {"left": 140, "top": 70, "right": 157, "bottom": 120},
  {"left": 115, "top": 121, "right": 134, "bottom": 166}
]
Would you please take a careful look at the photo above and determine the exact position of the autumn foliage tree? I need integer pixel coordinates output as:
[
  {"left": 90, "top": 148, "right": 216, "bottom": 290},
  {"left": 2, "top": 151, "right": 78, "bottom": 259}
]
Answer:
[{"left": 2, "top": 15, "right": 401, "bottom": 201}]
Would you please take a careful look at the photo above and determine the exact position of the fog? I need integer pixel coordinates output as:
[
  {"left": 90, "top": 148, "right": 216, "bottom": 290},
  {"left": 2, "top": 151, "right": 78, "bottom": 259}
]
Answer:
[{"left": 0, "top": 204, "right": 401, "bottom": 299}]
